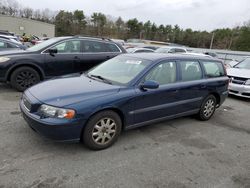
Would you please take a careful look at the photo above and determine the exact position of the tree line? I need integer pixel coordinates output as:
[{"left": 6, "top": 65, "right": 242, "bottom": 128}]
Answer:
[{"left": 1, "top": 0, "right": 250, "bottom": 51}]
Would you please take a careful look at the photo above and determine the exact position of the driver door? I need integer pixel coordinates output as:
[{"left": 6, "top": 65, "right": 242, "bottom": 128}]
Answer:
[
  {"left": 131, "top": 61, "right": 181, "bottom": 125},
  {"left": 44, "top": 40, "right": 81, "bottom": 77}
]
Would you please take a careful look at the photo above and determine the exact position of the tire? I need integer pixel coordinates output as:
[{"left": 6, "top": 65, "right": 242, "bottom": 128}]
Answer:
[
  {"left": 83, "top": 110, "right": 122, "bottom": 150},
  {"left": 198, "top": 95, "right": 217, "bottom": 121},
  {"left": 10, "top": 66, "right": 40, "bottom": 92}
]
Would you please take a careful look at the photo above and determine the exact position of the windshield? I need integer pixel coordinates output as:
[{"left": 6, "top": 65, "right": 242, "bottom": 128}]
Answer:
[
  {"left": 155, "top": 47, "right": 170, "bottom": 53},
  {"left": 87, "top": 55, "right": 151, "bottom": 85},
  {"left": 26, "top": 37, "right": 63, "bottom": 51},
  {"left": 235, "top": 58, "right": 250, "bottom": 69}
]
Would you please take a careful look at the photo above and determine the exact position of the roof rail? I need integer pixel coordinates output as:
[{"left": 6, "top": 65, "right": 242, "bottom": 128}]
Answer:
[{"left": 74, "top": 35, "right": 112, "bottom": 41}]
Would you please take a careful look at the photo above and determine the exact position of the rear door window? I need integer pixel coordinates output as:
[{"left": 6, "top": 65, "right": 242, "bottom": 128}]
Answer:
[
  {"left": 179, "top": 61, "right": 202, "bottom": 81},
  {"left": 144, "top": 61, "right": 176, "bottom": 85},
  {"left": 201, "top": 61, "right": 225, "bottom": 77},
  {"left": 83, "top": 40, "right": 106, "bottom": 52}
]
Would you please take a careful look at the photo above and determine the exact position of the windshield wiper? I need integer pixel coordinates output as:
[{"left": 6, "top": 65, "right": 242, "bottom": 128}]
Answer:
[{"left": 88, "top": 74, "right": 113, "bottom": 84}]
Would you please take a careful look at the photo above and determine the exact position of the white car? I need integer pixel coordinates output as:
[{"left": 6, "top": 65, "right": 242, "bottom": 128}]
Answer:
[
  {"left": 126, "top": 47, "right": 154, "bottom": 53},
  {"left": 182, "top": 52, "right": 213, "bottom": 58},
  {"left": 227, "top": 58, "right": 250, "bottom": 98},
  {"left": 0, "top": 34, "right": 22, "bottom": 45},
  {"left": 155, "top": 46, "right": 187, "bottom": 53}
]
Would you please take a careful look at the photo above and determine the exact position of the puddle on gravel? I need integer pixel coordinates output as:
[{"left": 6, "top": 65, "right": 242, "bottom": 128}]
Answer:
[{"left": 222, "top": 106, "right": 234, "bottom": 111}]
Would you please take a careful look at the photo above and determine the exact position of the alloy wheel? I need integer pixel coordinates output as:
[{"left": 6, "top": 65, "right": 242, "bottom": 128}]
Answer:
[
  {"left": 203, "top": 99, "right": 215, "bottom": 118},
  {"left": 92, "top": 118, "right": 117, "bottom": 145},
  {"left": 16, "top": 71, "right": 37, "bottom": 88}
]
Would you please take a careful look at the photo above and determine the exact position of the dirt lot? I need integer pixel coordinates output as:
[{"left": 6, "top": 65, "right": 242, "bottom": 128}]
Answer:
[{"left": 0, "top": 83, "right": 250, "bottom": 188}]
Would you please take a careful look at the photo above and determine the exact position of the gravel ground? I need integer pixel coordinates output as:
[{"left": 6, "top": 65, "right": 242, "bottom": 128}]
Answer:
[{"left": 0, "top": 83, "right": 250, "bottom": 188}]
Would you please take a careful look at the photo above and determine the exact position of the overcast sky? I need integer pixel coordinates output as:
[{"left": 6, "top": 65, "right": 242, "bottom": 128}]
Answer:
[{"left": 17, "top": 0, "right": 250, "bottom": 31}]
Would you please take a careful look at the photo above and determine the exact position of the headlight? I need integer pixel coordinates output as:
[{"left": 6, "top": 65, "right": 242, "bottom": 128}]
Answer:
[
  {"left": 0, "top": 57, "right": 10, "bottom": 63},
  {"left": 245, "top": 79, "right": 250, "bottom": 85},
  {"left": 39, "top": 104, "right": 75, "bottom": 119}
]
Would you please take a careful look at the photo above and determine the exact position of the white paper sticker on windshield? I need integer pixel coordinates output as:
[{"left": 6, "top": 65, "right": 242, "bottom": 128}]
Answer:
[{"left": 125, "top": 60, "right": 142, "bottom": 65}]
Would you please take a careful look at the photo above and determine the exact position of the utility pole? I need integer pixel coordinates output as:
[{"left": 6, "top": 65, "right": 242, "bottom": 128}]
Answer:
[{"left": 210, "top": 32, "right": 215, "bottom": 49}]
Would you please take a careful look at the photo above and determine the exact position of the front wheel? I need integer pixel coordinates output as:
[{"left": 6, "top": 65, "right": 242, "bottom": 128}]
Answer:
[
  {"left": 82, "top": 111, "right": 122, "bottom": 150},
  {"left": 10, "top": 66, "right": 40, "bottom": 91},
  {"left": 198, "top": 95, "right": 217, "bottom": 121}
]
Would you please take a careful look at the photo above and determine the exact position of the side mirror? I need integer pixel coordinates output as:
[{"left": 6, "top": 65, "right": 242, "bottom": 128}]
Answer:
[
  {"left": 48, "top": 48, "right": 58, "bottom": 56},
  {"left": 140, "top": 80, "right": 159, "bottom": 90}
]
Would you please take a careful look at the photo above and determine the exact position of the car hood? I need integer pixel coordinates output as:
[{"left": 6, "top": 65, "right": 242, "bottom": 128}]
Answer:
[
  {"left": 227, "top": 68, "right": 250, "bottom": 79},
  {"left": 27, "top": 75, "right": 121, "bottom": 107}
]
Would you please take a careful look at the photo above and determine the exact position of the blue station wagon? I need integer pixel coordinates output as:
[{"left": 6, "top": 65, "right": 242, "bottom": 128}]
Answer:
[{"left": 20, "top": 53, "right": 229, "bottom": 150}]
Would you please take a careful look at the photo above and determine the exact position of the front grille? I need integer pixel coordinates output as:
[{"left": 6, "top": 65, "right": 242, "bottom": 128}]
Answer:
[
  {"left": 23, "top": 96, "right": 31, "bottom": 111},
  {"left": 228, "top": 76, "right": 248, "bottom": 85}
]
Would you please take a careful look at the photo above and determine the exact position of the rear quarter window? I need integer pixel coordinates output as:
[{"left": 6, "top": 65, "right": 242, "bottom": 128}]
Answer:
[
  {"left": 104, "top": 43, "right": 120, "bottom": 52},
  {"left": 201, "top": 61, "right": 225, "bottom": 78}
]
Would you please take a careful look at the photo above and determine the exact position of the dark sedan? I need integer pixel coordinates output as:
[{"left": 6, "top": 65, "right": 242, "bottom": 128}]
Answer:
[
  {"left": 20, "top": 53, "right": 229, "bottom": 150},
  {"left": 0, "top": 36, "right": 126, "bottom": 91}
]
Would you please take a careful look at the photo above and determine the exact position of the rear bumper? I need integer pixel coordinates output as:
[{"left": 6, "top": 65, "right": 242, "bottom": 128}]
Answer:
[
  {"left": 20, "top": 100, "right": 86, "bottom": 142},
  {"left": 219, "top": 90, "right": 228, "bottom": 106},
  {"left": 228, "top": 83, "right": 250, "bottom": 98}
]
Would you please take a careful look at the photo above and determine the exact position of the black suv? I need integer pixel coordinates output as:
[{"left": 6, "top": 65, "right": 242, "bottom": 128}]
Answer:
[{"left": 0, "top": 36, "right": 126, "bottom": 91}]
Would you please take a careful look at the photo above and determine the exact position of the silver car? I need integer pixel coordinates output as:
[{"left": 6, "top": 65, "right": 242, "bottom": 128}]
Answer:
[{"left": 227, "top": 58, "right": 250, "bottom": 98}]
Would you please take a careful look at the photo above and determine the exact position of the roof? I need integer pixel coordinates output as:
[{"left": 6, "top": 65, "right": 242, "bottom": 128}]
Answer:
[
  {"left": 121, "top": 53, "right": 218, "bottom": 61},
  {"left": 52, "top": 36, "right": 114, "bottom": 43}
]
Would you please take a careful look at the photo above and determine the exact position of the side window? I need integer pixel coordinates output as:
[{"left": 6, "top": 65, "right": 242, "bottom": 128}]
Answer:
[
  {"left": 7, "top": 43, "right": 18, "bottom": 48},
  {"left": 175, "top": 48, "right": 186, "bottom": 53},
  {"left": 104, "top": 43, "right": 120, "bottom": 52},
  {"left": 168, "top": 48, "right": 175, "bottom": 53},
  {"left": 136, "top": 50, "right": 152, "bottom": 53},
  {"left": 0, "top": 41, "right": 7, "bottom": 49},
  {"left": 201, "top": 61, "right": 225, "bottom": 77},
  {"left": 83, "top": 40, "right": 106, "bottom": 52},
  {"left": 54, "top": 40, "right": 81, "bottom": 53},
  {"left": 180, "top": 61, "right": 202, "bottom": 81},
  {"left": 144, "top": 61, "right": 176, "bottom": 85}
]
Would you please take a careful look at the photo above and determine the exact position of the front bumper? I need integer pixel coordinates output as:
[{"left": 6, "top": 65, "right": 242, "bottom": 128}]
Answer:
[
  {"left": 20, "top": 99, "right": 86, "bottom": 142},
  {"left": 228, "top": 83, "right": 250, "bottom": 98}
]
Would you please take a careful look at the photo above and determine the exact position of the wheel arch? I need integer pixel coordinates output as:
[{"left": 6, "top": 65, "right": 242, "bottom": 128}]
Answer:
[
  {"left": 6, "top": 63, "right": 45, "bottom": 82},
  {"left": 80, "top": 107, "right": 126, "bottom": 141},
  {"left": 209, "top": 92, "right": 221, "bottom": 105}
]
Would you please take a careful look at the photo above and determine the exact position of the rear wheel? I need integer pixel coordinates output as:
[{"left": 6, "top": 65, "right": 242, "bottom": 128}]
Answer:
[
  {"left": 83, "top": 111, "right": 122, "bottom": 150},
  {"left": 10, "top": 66, "right": 40, "bottom": 91},
  {"left": 198, "top": 95, "right": 217, "bottom": 121}
]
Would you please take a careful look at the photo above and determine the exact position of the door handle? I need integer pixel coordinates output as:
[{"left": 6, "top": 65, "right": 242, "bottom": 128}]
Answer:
[
  {"left": 200, "top": 84, "right": 206, "bottom": 89},
  {"left": 106, "top": 56, "right": 110, "bottom": 59}
]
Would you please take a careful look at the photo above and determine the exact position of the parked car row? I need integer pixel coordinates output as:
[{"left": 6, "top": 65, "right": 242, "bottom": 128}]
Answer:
[{"left": 0, "top": 38, "right": 27, "bottom": 51}]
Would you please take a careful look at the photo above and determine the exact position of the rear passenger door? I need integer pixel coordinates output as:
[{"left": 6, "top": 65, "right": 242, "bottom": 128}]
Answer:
[
  {"left": 176, "top": 60, "right": 205, "bottom": 112},
  {"left": 75, "top": 40, "right": 122, "bottom": 72}
]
